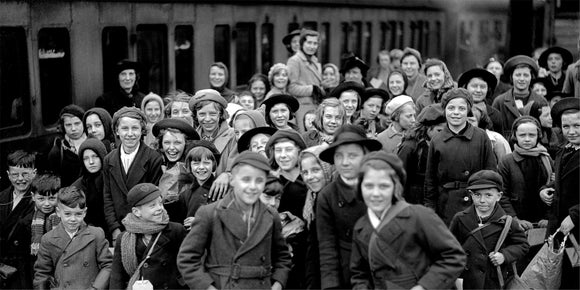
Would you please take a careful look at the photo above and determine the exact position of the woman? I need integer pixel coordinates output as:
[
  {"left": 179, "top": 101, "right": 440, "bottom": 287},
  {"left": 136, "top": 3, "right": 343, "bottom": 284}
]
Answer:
[
  {"left": 458, "top": 68, "right": 504, "bottom": 133},
  {"left": 400, "top": 47, "right": 427, "bottom": 101},
  {"left": 387, "top": 69, "right": 409, "bottom": 98},
  {"left": 302, "top": 97, "right": 347, "bottom": 147},
  {"left": 485, "top": 58, "right": 511, "bottom": 103},
  {"left": 353, "top": 88, "right": 389, "bottom": 138},
  {"left": 209, "top": 62, "right": 237, "bottom": 103},
  {"left": 415, "top": 58, "right": 455, "bottom": 113},
  {"left": 397, "top": 104, "right": 446, "bottom": 204},
  {"left": 263, "top": 94, "right": 300, "bottom": 131},
  {"left": 538, "top": 46, "right": 574, "bottom": 94},
  {"left": 366, "top": 50, "right": 391, "bottom": 90},
  {"left": 283, "top": 29, "right": 301, "bottom": 55},
  {"left": 329, "top": 81, "right": 365, "bottom": 124},
  {"left": 189, "top": 89, "right": 235, "bottom": 153},
  {"left": 164, "top": 90, "right": 194, "bottom": 127},
  {"left": 350, "top": 151, "right": 466, "bottom": 290},
  {"left": 341, "top": 56, "right": 369, "bottom": 86},
  {"left": 266, "top": 64, "right": 289, "bottom": 99},
  {"left": 248, "top": 73, "right": 270, "bottom": 105},
  {"left": 83, "top": 107, "right": 116, "bottom": 152},
  {"left": 141, "top": 92, "right": 164, "bottom": 147},
  {"left": 321, "top": 63, "right": 340, "bottom": 93},
  {"left": 377, "top": 95, "right": 416, "bottom": 153}
]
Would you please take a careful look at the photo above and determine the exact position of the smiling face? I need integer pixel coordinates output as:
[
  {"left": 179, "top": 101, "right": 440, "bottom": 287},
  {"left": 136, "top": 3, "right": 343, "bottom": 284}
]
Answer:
[
  {"left": 339, "top": 91, "right": 359, "bottom": 117},
  {"left": 144, "top": 101, "right": 162, "bottom": 123},
  {"left": 401, "top": 55, "right": 420, "bottom": 78},
  {"left": 562, "top": 111, "right": 580, "bottom": 146},
  {"left": 231, "top": 164, "right": 267, "bottom": 209},
  {"left": 118, "top": 69, "right": 136, "bottom": 92},
  {"left": 239, "top": 95, "right": 255, "bottom": 110},
  {"left": 388, "top": 73, "right": 405, "bottom": 96},
  {"left": 512, "top": 67, "right": 532, "bottom": 91},
  {"left": 269, "top": 103, "right": 291, "bottom": 129},
  {"left": 250, "top": 133, "right": 270, "bottom": 157},
  {"left": 170, "top": 101, "right": 193, "bottom": 122},
  {"left": 116, "top": 117, "right": 143, "bottom": 152},
  {"left": 334, "top": 143, "right": 365, "bottom": 179},
  {"left": 426, "top": 65, "right": 445, "bottom": 90},
  {"left": 85, "top": 114, "right": 105, "bottom": 141},
  {"left": 467, "top": 78, "right": 488, "bottom": 103},
  {"left": 250, "top": 80, "right": 267, "bottom": 100},
  {"left": 470, "top": 188, "right": 501, "bottom": 217},
  {"left": 302, "top": 35, "right": 319, "bottom": 56},
  {"left": 273, "top": 70, "right": 289, "bottom": 90},
  {"left": 63, "top": 116, "right": 84, "bottom": 140},
  {"left": 190, "top": 156, "right": 214, "bottom": 184},
  {"left": 361, "top": 168, "right": 394, "bottom": 217},
  {"left": 322, "top": 106, "right": 342, "bottom": 135},
  {"left": 7, "top": 166, "right": 36, "bottom": 193},
  {"left": 196, "top": 103, "right": 220, "bottom": 133},
  {"left": 161, "top": 131, "right": 186, "bottom": 162},
  {"left": 56, "top": 203, "right": 87, "bottom": 232},
  {"left": 300, "top": 155, "right": 327, "bottom": 193},
  {"left": 445, "top": 98, "right": 469, "bottom": 130},
  {"left": 82, "top": 149, "right": 102, "bottom": 174},
  {"left": 345, "top": 67, "right": 363, "bottom": 84},
  {"left": 515, "top": 122, "right": 539, "bottom": 150},
  {"left": 274, "top": 140, "right": 300, "bottom": 172},
  {"left": 322, "top": 67, "right": 338, "bottom": 84},
  {"left": 209, "top": 66, "right": 226, "bottom": 88},
  {"left": 133, "top": 196, "right": 164, "bottom": 223}
]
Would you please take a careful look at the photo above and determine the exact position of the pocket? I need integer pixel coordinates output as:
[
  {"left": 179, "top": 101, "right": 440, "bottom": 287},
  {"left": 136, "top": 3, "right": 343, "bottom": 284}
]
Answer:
[{"left": 383, "top": 272, "right": 417, "bottom": 289}]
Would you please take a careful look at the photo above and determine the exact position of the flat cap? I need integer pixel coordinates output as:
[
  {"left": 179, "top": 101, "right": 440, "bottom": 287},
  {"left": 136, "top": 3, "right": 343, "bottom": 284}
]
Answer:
[
  {"left": 466, "top": 170, "right": 503, "bottom": 191},
  {"left": 127, "top": 183, "right": 161, "bottom": 207},
  {"left": 112, "top": 106, "right": 147, "bottom": 128},
  {"left": 231, "top": 151, "right": 271, "bottom": 173}
]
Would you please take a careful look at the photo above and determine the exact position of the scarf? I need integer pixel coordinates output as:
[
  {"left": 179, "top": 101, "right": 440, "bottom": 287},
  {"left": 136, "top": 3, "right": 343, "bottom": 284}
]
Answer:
[
  {"left": 120, "top": 209, "right": 169, "bottom": 283},
  {"left": 31, "top": 210, "right": 60, "bottom": 255},
  {"left": 513, "top": 144, "right": 553, "bottom": 185},
  {"left": 318, "top": 131, "right": 334, "bottom": 144}
]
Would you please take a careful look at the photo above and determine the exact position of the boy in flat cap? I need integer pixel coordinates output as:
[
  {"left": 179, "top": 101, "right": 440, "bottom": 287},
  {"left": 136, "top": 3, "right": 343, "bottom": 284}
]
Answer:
[
  {"left": 450, "top": 170, "right": 528, "bottom": 290},
  {"left": 110, "top": 183, "right": 186, "bottom": 289},
  {"left": 178, "top": 151, "right": 292, "bottom": 290}
]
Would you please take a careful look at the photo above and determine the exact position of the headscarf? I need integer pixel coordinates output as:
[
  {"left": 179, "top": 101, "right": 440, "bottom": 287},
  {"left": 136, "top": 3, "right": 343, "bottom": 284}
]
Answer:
[
  {"left": 422, "top": 59, "right": 455, "bottom": 93},
  {"left": 210, "top": 62, "right": 237, "bottom": 103},
  {"left": 83, "top": 107, "right": 115, "bottom": 151},
  {"left": 299, "top": 144, "right": 333, "bottom": 228}
]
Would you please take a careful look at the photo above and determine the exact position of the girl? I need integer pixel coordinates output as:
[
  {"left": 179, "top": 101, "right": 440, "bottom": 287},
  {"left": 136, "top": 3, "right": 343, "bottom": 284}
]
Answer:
[
  {"left": 400, "top": 47, "right": 427, "bottom": 100},
  {"left": 387, "top": 69, "right": 409, "bottom": 98},
  {"left": 83, "top": 107, "right": 116, "bottom": 152},
  {"left": 263, "top": 94, "right": 300, "bottom": 131},
  {"left": 416, "top": 58, "right": 455, "bottom": 113},
  {"left": 354, "top": 88, "right": 389, "bottom": 138},
  {"left": 321, "top": 63, "right": 340, "bottom": 93},
  {"left": 209, "top": 62, "right": 237, "bottom": 103},
  {"left": 141, "top": 92, "right": 164, "bottom": 147},
  {"left": 249, "top": 73, "right": 270, "bottom": 105},
  {"left": 266, "top": 63, "right": 290, "bottom": 99},
  {"left": 329, "top": 81, "right": 365, "bottom": 124},
  {"left": 485, "top": 58, "right": 512, "bottom": 102},
  {"left": 190, "top": 89, "right": 235, "bottom": 153},
  {"left": 164, "top": 90, "right": 194, "bottom": 127},
  {"left": 377, "top": 95, "right": 416, "bottom": 153},
  {"left": 238, "top": 90, "right": 256, "bottom": 110},
  {"left": 301, "top": 97, "right": 347, "bottom": 147}
]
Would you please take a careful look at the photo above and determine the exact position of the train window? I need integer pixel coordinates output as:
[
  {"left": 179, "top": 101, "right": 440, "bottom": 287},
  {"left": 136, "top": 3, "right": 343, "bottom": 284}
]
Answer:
[
  {"left": 303, "top": 21, "right": 317, "bottom": 31},
  {"left": 380, "top": 22, "right": 389, "bottom": 50},
  {"left": 410, "top": 21, "right": 418, "bottom": 49},
  {"left": 235, "top": 22, "right": 256, "bottom": 86},
  {"left": 175, "top": 25, "right": 194, "bottom": 92},
  {"left": 397, "top": 21, "right": 404, "bottom": 49},
  {"left": 341, "top": 22, "right": 349, "bottom": 58},
  {"left": 351, "top": 21, "right": 362, "bottom": 57},
  {"left": 423, "top": 21, "right": 430, "bottom": 56},
  {"left": 320, "top": 22, "right": 330, "bottom": 64},
  {"left": 38, "top": 28, "right": 72, "bottom": 126},
  {"left": 480, "top": 20, "right": 490, "bottom": 45},
  {"left": 136, "top": 24, "right": 168, "bottom": 95},
  {"left": 288, "top": 22, "right": 300, "bottom": 33},
  {"left": 214, "top": 25, "right": 230, "bottom": 68},
  {"left": 102, "top": 27, "right": 128, "bottom": 93},
  {"left": 435, "top": 21, "right": 442, "bottom": 55},
  {"left": 0, "top": 27, "right": 30, "bottom": 131},
  {"left": 261, "top": 23, "right": 273, "bottom": 74},
  {"left": 362, "top": 22, "right": 372, "bottom": 64}
]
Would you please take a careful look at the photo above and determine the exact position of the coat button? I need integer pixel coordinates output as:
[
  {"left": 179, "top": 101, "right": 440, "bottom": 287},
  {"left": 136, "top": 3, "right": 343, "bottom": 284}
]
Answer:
[
  {"left": 143, "top": 263, "right": 149, "bottom": 268},
  {"left": 260, "top": 256, "right": 266, "bottom": 262},
  {"left": 162, "top": 261, "right": 167, "bottom": 266},
  {"left": 83, "top": 261, "right": 89, "bottom": 267},
  {"left": 13, "top": 240, "right": 19, "bottom": 246},
  {"left": 338, "top": 201, "right": 344, "bottom": 207},
  {"left": 464, "top": 170, "right": 470, "bottom": 176},
  {"left": 463, "top": 196, "right": 470, "bottom": 201},
  {"left": 63, "top": 263, "right": 69, "bottom": 267}
]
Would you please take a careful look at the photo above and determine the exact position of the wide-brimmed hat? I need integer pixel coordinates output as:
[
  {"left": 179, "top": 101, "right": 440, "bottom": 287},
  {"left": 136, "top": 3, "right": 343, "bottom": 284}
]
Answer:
[
  {"left": 538, "top": 46, "right": 573, "bottom": 70},
  {"left": 340, "top": 56, "right": 369, "bottom": 76},
  {"left": 319, "top": 125, "right": 383, "bottom": 164},
  {"left": 362, "top": 88, "right": 390, "bottom": 105},
  {"left": 152, "top": 118, "right": 199, "bottom": 140},
  {"left": 458, "top": 68, "right": 498, "bottom": 94},
  {"left": 116, "top": 60, "right": 141, "bottom": 75},
  {"left": 237, "top": 126, "right": 278, "bottom": 153},
  {"left": 328, "top": 81, "right": 365, "bottom": 100},
  {"left": 551, "top": 97, "right": 580, "bottom": 127},
  {"left": 504, "top": 55, "right": 539, "bottom": 77},
  {"left": 282, "top": 29, "right": 301, "bottom": 46}
]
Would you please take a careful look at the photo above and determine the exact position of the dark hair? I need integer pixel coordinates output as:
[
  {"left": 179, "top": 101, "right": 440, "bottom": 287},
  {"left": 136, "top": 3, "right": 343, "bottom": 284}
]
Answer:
[
  {"left": 7, "top": 150, "right": 36, "bottom": 168},
  {"left": 387, "top": 69, "right": 409, "bottom": 96},
  {"left": 509, "top": 64, "right": 537, "bottom": 84},
  {"left": 57, "top": 186, "right": 86, "bottom": 209},
  {"left": 510, "top": 116, "right": 543, "bottom": 146},
  {"left": 164, "top": 90, "right": 192, "bottom": 118},
  {"left": 470, "top": 106, "right": 493, "bottom": 131},
  {"left": 265, "top": 103, "right": 296, "bottom": 127},
  {"left": 268, "top": 138, "right": 300, "bottom": 170},
  {"left": 356, "top": 159, "right": 404, "bottom": 203},
  {"left": 263, "top": 177, "right": 284, "bottom": 197},
  {"left": 185, "top": 146, "right": 218, "bottom": 172},
  {"left": 248, "top": 74, "right": 270, "bottom": 97},
  {"left": 299, "top": 30, "right": 320, "bottom": 53},
  {"left": 31, "top": 174, "right": 60, "bottom": 196},
  {"left": 238, "top": 91, "right": 256, "bottom": 109}
]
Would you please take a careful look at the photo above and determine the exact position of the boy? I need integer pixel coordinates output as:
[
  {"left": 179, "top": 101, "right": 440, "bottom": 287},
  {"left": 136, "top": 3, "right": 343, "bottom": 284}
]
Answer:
[
  {"left": 178, "top": 151, "right": 292, "bottom": 289},
  {"left": 34, "top": 186, "right": 112, "bottom": 289},
  {"left": 450, "top": 170, "right": 529, "bottom": 290},
  {"left": 110, "top": 183, "right": 187, "bottom": 289},
  {"left": 30, "top": 174, "right": 61, "bottom": 257}
]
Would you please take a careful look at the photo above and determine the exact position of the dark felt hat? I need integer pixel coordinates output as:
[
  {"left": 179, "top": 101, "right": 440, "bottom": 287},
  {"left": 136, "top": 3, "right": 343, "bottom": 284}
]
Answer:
[
  {"left": 282, "top": 29, "right": 301, "bottom": 46},
  {"left": 340, "top": 56, "right": 369, "bottom": 76},
  {"left": 551, "top": 97, "right": 580, "bottom": 127},
  {"left": 441, "top": 88, "right": 474, "bottom": 110},
  {"left": 362, "top": 88, "right": 390, "bottom": 105},
  {"left": 115, "top": 60, "right": 141, "bottom": 75},
  {"left": 152, "top": 118, "right": 199, "bottom": 140},
  {"left": 466, "top": 170, "right": 503, "bottom": 191},
  {"left": 237, "top": 126, "right": 278, "bottom": 153},
  {"left": 266, "top": 130, "right": 307, "bottom": 158},
  {"left": 187, "top": 140, "right": 221, "bottom": 161},
  {"left": 504, "top": 55, "right": 539, "bottom": 77},
  {"left": 263, "top": 94, "right": 300, "bottom": 114},
  {"left": 231, "top": 151, "right": 271, "bottom": 173},
  {"left": 319, "top": 125, "right": 383, "bottom": 164},
  {"left": 458, "top": 68, "right": 498, "bottom": 94},
  {"left": 328, "top": 81, "right": 365, "bottom": 100},
  {"left": 360, "top": 151, "right": 406, "bottom": 185},
  {"left": 417, "top": 104, "right": 445, "bottom": 126},
  {"left": 545, "top": 91, "right": 571, "bottom": 102},
  {"left": 538, "top": 46, "right": 573, "bottom": 70},
  {"left": 127, "top": 183, "right": 161, "bottom": 207}
]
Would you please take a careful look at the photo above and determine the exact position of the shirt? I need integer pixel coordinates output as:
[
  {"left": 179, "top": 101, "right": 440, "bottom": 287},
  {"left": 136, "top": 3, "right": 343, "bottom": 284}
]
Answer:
[
  {"left": 121, "top": 143, "right": 140, "bottom": 173},
  {"left": 12, "top": 191, "right": 24, "bottom": 210}
]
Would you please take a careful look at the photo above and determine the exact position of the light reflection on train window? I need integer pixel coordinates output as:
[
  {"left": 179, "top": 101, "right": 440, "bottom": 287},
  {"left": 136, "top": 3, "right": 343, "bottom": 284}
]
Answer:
[
  {"left": 235, "top": 22, "right": 256, "bottom": 87},
  {"left": 102, "top": 27, "right": 128, "bottom": 93},
  {"left": 214, "top": 25, "right": 230, "bottom": 68},
  {"left": 320, "top": 22, "right": 330, "bottom": 64},
  {"left": 175, "top": 25, "right": 194, "bottom": 92},
  {"left": 362, "top": 22, "right": 372, "bottom": 64},
  {"left": 38, "top": 28, "right": 71, "bottom": 126},
  {"left": 261, "top": 23, "right": 273, "bottom": 75},
  {"left": 137, "top": 24, "right": 168, "bottom": 96},
  {"left": 0, "top": 27, "right": 30, "bottom": 131}
]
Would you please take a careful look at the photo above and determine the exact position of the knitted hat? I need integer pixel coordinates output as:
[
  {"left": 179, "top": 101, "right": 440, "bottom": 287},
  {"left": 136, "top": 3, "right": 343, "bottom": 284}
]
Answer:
[
  {"left": 189, "top": 89, "right": 228, "bottom": 110},
  {"left": 60, "top": 104, "right": 85, "bottom": 121},
  {"left": 231, "top": 151, "right": 271, "bottom": 173},
  {"left": 360, "top": 151, "right": 407, "bottom": 185},
  {"left": 385, "top": 95, "right": 414, "bottom": 115},
  {"left": 402, "top": 47, "right": 423, "bottom": 65},
  {"left": 466, "top": 170, "right": 503, "bottom": 191},
  {"left": 266, "top": 130, "right": 307, "bottom": 158},
  {"left": 441, "top": 88, "right": 474, "bottom": 110},
  {"left": 112, "top": 106, "right": 147, "bottom": 129},
  {"left": 127, "top": 183, "right": 162, "bottom": 207},
  {"left": 417, "top": 104, "right": 445, "bottom": 126}
]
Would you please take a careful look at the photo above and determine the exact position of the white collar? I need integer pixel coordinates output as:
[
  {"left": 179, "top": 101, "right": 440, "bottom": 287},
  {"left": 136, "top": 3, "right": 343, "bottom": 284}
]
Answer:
[{"left": 368, "top": 208, "right": 381, "bottom": 229}]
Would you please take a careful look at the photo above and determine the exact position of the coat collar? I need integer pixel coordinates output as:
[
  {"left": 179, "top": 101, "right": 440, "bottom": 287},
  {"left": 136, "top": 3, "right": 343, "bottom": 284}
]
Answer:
[
  {"left": 457, "top": 204, "right": 507, "bottom": 251},
  {"left": 385, "top": 124, "right": 403, "bottom": 138},
  {"left": 52, "top": 223, "right": 95, "bottom": 260},
  {"left": 441, "top": 123, "right": 475, "bottom": 142},
  {"left": 295, "top": 51, "right": 322, "bottom": 83},
  {"left": 335, "top": 176, "right": 358, "bottom": 204},
  {"left": 556, "top": 147, "right": 579, "bottom": 181},
  {"left": 109, "top": 142, "right": 150, "bottom": 193}
]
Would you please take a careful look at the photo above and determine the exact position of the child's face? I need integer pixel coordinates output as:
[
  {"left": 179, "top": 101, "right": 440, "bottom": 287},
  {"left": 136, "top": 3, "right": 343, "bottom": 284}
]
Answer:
[
  {"left": 239, "top": 95, "right": 255, "bottom": 110},
  {"left": 7, "top": 166, "right": 36, "bottom": 193},
  {"left": 470, "top": 188, "right": 502, "bottom": 216},
  {"left": 83, "top": 149, "right": 102, "bottom": 173},
  {"left": 260, "top": 193, "right": 281, "bottom": 209},
  {"left": 273, "top": 141, "right": 299, "bottom": 171},
  {"left": 300, "top": 156, "right": 327, "bottom": 192},
  {"left": 515, "top": 122, "right": 539, "bottom": 150},
  {"left": 56, "top": 203, "right": 86, "bottom": 233},
  {"left": 234, "top": 116, "right": 255, "bottom": 141},
  {"left": 562, "top": 111, "right": 580, "bottom": 146},
  {"left": 231, "top": 164, "right": 267, "bottom": 208},
  {"left": 190, "top": 157, "right": 214, "bottom": 183},
  {"left": 33, "top": 194, "right": 58, "bottom": 214},
  {"left": 250, "top": 134, "right": 270, "bottom": 157},
  {"left": 133, "top": 196, "right": 164, "bottom": 223}
]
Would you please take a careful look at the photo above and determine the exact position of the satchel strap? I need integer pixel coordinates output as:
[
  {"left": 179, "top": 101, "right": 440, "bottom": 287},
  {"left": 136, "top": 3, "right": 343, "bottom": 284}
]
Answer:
[{"left": 495, "top": 215, "right": 512, "bottom": 289}]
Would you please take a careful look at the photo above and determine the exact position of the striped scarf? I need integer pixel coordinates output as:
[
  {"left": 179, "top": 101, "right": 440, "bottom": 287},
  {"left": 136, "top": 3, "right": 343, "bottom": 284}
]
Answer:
[{"left": 31, "top": 210, "right": 60, "bottom": 255}]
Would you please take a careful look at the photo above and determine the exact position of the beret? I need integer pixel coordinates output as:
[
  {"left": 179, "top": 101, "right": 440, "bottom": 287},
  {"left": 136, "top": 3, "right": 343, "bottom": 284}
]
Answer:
[
  {"left": 441, "top": 88, "right": 474, "bottom": 110},
  {"left": 266, "top": 130, "right": 307, "bottom": 157},
  {"left": 238, "top": 126, "right": 278, "bottom": 153},
  {"left": 328, "top": 81, "right": 365, "bottom": 100},
  {"left": 282, "top": 29, "right": 301, "bottom": 46},
  {"left": 189, "top": 89, "right": 228, "bottom": 110},
  {"left": 466, "top": 170, "right": 503, "bottom": 191},
  {"left": 231, "top": 151, "right": 271, "bottom": 173},
  {"left": 504, "top": 55, "right": 539, "bottom": 77},
  {"left": 59, "top": 104, "right": 85, "bottom": 120},
  {"left": 319, "top": 125, "right": 383, "bottom": 164},
  {"left": 385, "top": 95, "right": 414, "bottom": 115},
  {"left": 402, "top": 47, "right": 423, "bottom": 65},
  {"left": 417, "top": 104, "right": 445, "bottom": 126},
  {"left": 551, "top": 97, "right": 580, "bottom": 127},
  {"left": 127, "top": 183, "right": 161, "bottom": 207},
  {"left": 360, "top": 151, "right": 407, "bottom": 185},
  {"left": 112, "top": 106, "right": 147, "bottom": 128},
  {"left": 340, "top": 56, "right": 369, "bottom": 76},
  {"left": 152, "top": 118, "right": 199, "bottom": 140},
  {"left": 457, "top": 68, "right": 498, "bottom": 94},
  {"left": 538, "top": 46, "right": 573, "bottom": 70}
]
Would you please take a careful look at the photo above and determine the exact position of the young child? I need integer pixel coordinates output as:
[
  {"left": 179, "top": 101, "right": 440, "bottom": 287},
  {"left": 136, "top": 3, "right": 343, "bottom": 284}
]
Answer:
[
  {"left": 110, "top": 183, "right": 187, "bottom": 289},
  {"left": 178, "top": 151, "right": 292, "bottom": 289},
  {"left": 450, "top": 170, "right": 529, "bottom": 290},
  {"left": 30, "top": 174, "right": 61, "bottom": 257},
  {"left": 33, "top": 186, "right": 112, "bottom": 289}
]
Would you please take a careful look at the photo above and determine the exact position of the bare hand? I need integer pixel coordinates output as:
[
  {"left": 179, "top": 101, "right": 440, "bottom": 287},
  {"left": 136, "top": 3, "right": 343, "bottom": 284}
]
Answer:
[
  {"left": 271, "top": 281, "right": 282, "bottom": 290},
  {"left": 517, "top": 219, "right": 534, "bottom": 231},
  {"left": 489, "top": 251, "right": 505, "bottom": 266},
  {"left": 184, "top": 217, "right": 195, "bottom": 230},
  {"left": 209, "top": 172, "right": 230, "bottom": 201},
  {"left": 539, "top": 188, "right": 555, "bottom": 206},
  {"left": 560, "top": 215, "right": 575, "bottom": 234},
  {"left": 538, "top": 219, "right": 548, "bottom": 228},
  {"left": 410, "top": 285, "right": 426, "bottom": 290}
]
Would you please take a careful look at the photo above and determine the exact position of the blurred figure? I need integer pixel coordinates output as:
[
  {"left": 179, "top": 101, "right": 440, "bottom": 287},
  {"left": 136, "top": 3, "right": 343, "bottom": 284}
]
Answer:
[
  {"left": 538, "top": 46, "right": 574, "bottom": 94},
  {"left": 485, "top": 58, "right": 512, "bottom": 103},
  {"left": 401, "top": 47, "right": 428, "bottom": 101},
  {"left": 389, "top": 48, "right": 404, "bottom": 71},
  {"left": 416, "top": 59, "right": 455, "bottom": 113},
  {"left": 208, "top": 62, "right": 237, "bottom": 103},
  {"left": 248, "top": 73, "right": 270, "bottom": 105},
  {"left": 95, "top": 60, "right": 145, "bottom": 117},
  {"left": 562, "top": 37, "right": 580, "bottom": 97},
  {"left": 321, "top": 63, "right": 340, "bottom": 93},
  {"left": 283, "top": 29, "right": 301, "bottom": 55},
  {"left": 266, "top": 63, "right": 290, "bottom": 99},
  {"left": 341, "top": 55, "right": 369, "bottom": 86},
  {"left": 141, "top": 92, "right": 164, "bottom": 147},
  {"left": 367, "top": 50, "right": 391, "bottom": 89},
  {"left": 378, "top": 95, "right": 416, "bottom": 153}
]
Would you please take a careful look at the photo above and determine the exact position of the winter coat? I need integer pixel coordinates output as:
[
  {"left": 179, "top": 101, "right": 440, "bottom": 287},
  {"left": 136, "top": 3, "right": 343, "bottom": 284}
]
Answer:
[
  {"left": 424, "top": 124, "right": 498, "bottom": 224},
  {"left": 174, "top": 174, "right": 215, "bottom": 223},
  {"left": 196, "top": 121, "right": 235, "bottom": 154},
  {"left": 563, "top": 60, "right": 580, "bottom": 97},
  {"left": 547, "top": 147, "right": 579, "bottom": 239},
  {"left": 95, "top": 88, "right": 146, "bottom": 117},
  {"left": 102, "top": 142, "right": 163, "bottom": 233},
  {"left": 110, "top": 222, "right": 187, "bottom": 289},
  {"left": 450, "top": 205, "right": 529, "bottom": 290},
  {"left": 316, "top": 177, "right": 366, "bottom": 289},
  {"left": 397, "top": 137, "right": 429, "bottom": 204},
  {"left": 350, "top": 202, "right": 466, "bottom": 290},
  {"left": 0, "top": 186, "right": 35, "bottom": 289},
  {"left": 287, "top": 50, "right": 321, "bottom": 132},
  {"left": 491, "top": 89, "right": 548, "bottom": 138},
  {"left": 177, "top": 193, "right": 292, "bottom": 289},
  {"left": 47, "top": 137, "right": 83, "bottom": 187},
  {"left": 377, "top": 124, "right": 404, "bottom": 154},
  {"left": 33, "top": 223, "right": 112, "bottom": 290},
  {"left": 406, "top": 74, "right": 428, "bottom": 101}
]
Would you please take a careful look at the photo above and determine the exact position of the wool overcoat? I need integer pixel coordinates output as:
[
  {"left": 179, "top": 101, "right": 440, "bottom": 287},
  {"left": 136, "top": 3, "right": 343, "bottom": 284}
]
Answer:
[
  {"left": 33, "top": 223, "right": 112, "bottom": 290},
  {"left": 95, "top": 88, "right": 145, "bottom": 117},
  {"left": 397, "top": 138, "right": 429, "bottom": 204},
  {"left": 547, "top": 147, "right": 579, "bottom": 238},
  {"left": 287, "top": 50, "right": 321, "bottom": 132},
  {"left": 491, "top": 89, "right": 548, "bottom": 138},
  {"left": 102, "top": 142, "right": 163, "bottom": 233},
  {"left": 177, "top": 193, "right": 292, "bottom": 289},
  {"left": 47, "top": 137, "right": 83, "bottom": 187}
]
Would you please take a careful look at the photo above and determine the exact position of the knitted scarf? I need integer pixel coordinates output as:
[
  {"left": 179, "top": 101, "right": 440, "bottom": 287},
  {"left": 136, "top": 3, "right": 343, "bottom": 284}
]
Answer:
[
  {"left": 513, "top": 144, "right": 553, "bottom": 185},
  {"left": 30, "top": 209, "right": 60, "bottom": 255},
  {"left": 120, "top": 209, "right": 169, "bottom": 287}
]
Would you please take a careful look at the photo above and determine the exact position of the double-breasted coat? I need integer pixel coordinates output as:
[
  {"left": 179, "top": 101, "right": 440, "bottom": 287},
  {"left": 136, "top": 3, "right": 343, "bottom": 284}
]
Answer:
[
  {"left": 33, "top": 223, "right": 112, "bottom": 290},
  {"left": 102, "top": 142, "right": 163, "bottom": 233},
  {"left": 350, "top": 202, "right": 466, "bottom": 290},
  {"left": 177, "top": 193, "right": 292, "bottom": 289},
  {"left": 491, "top": 89, "right": 548, "bottom": 138}
]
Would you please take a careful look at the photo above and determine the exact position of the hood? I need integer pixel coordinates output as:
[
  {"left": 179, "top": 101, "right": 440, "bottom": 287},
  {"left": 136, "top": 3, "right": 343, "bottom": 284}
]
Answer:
[
  {"left": 299, "top": 143, "right": 334, "bottom": 187},
  {"left": 77, "top": 138, "right": 107, "bottom": 175},
  {"left": 84, "top": 107, "right": 114, "bottom": 142}
]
